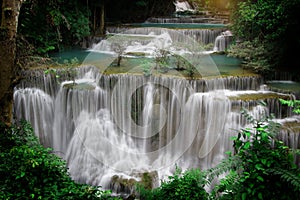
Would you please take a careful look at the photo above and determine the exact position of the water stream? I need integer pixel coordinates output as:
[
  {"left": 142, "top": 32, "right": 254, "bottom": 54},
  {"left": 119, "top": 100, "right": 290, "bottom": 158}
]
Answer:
[
  {"left": 13, "top": 10, "right": 300, "bottom": 195},
  {"left": 13, "top": 66, "right": 300, "bottom": 193}
]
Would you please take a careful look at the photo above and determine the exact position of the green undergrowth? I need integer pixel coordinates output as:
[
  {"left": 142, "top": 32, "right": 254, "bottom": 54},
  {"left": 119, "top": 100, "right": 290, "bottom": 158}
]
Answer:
[
  {"left": 0, "top": 121, "right": 118, "bottom": 200},
  {"left": 1, "top": 104, "right": 300, "bottom": 199}
]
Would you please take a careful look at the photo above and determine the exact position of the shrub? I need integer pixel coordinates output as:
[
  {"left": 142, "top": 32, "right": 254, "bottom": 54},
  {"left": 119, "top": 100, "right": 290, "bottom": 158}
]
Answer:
[
  {"left": 210, "top": 107, "right": 300, "bottom": 200},
  {"left": 0, "top": 121, "right": 114, "bottom": 200},
  {"left": 138, "top": 167, "right": 208, "bottom": 200}
]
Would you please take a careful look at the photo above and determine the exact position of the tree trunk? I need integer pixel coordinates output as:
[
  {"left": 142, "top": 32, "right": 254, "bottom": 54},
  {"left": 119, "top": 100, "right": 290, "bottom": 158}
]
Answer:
[
  {"left": 99, "top": 3, "right": 105, "bottom": 35},
  {"left": 0, "top": 0, "right": 22, "bottom": 125}
]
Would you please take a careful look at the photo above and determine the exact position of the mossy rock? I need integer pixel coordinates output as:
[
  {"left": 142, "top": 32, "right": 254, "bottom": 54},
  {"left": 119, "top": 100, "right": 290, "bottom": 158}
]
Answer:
[
  {"left": 110, "top": 171, "right": 158, "bottom": 194},
  {"left": 228, "top": 92, "right": 290, "bottom": 101},
  {"left": 110, "top": 175, "right": 137, "bottom": 194},
  {"left": 125, "top": 52, "right": 147, "bottom": 57}
]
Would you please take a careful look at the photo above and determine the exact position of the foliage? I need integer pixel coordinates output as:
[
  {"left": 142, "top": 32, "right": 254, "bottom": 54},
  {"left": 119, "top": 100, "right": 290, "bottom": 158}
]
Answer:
[
  {"left": 0, "top": 121, "right": 117, "bottom": 199},
  {"left": 18, "top": 0, "right": 90, "bottom": 55},
  {"left": 135, "top": 0, "right": 147, "bottom": 7},
  {"left": 44, "top": 57, "right": 79, "bottom": 85},
  {"left": 211, "top": 106, "right": 300, "bottom": 200},
  {"left": 104, "top": 0, "right": 175, "bottom": 22},
  {"left": 227, "top": 39, "right": 274, "bottom": 74},
  {"left": 110, "top": 42, "right": 128, "bottom": 67},
  {"left": 279, "top": 99, "right": 300, "bottom": 114},
  {"left": 61, "top": 58, "right": 79, "bottom": 84},
  {"left": 154, "top": 49, "right": 171, "bottom": 72},
  {"left": 138, "top": 166, "right": 208, "bottom": 200},
  {"left": 140, "top": 60, "right": 153, "bottom": 76},
  {"left": 228, "top": 0, "right": 300, "bottom": 74},
  {"left": 230, "top": 0, "right": 299, "bottom": 42}
]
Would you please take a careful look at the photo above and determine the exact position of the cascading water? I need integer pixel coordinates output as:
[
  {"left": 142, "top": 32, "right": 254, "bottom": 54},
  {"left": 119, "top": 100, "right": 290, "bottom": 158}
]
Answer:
[
  {"left": 105, "top": 27, "right": 224, "bottom": 47},
  {"left": 13, "top": 20, "right": 299, "bottom": 196},
  {"left": 174, "top": 0, "right": 195, "bottom": 13},
  {"left": 13, "top": 65, "right": 299, "bottom": 194},
  {"left": 213, "top": 30, "right": 233, "bottom": 52}
]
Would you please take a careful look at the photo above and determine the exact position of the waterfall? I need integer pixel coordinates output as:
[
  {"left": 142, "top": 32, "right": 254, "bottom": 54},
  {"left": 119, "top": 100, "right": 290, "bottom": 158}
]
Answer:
[
  {"left": 105, "top": 27, "right": 224, "bottom": 47},
  {"left": 213, "top": 30, "right": 233, "bottom": 52},
  {"left": 174, "top": 1, "right": 195, "bottom": 13},
  {"left": 13, "top": 66, "right": 299, "bottom": 192},
  {"left": 13, "top": 88, "right": 54, "bottom": 147},
  {"left": 102, "top": 27, "right": 233, "bottom": 54}
]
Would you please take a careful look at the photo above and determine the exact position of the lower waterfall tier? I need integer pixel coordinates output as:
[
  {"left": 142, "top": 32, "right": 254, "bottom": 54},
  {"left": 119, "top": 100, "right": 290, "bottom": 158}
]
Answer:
[{"left": 13, "top": 66, "right": 300, "bottom": 193}]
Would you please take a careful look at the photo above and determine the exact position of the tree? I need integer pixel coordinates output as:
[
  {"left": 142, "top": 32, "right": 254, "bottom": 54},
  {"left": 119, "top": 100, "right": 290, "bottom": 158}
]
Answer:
[
  {"left": 18, "top": 0, "right": 90, "bottom": 54},
  {"left": 228, "top": 0, "right": 300, "bottom": 78},
  {"left": 0, "top": 0, "right": 23, "bottom": 125},
  {"left": 89, "top": 0, "right": 106, "bottom": 35},
  {"left": 111, "top": 40, "right": 127, "bottom": 67}
]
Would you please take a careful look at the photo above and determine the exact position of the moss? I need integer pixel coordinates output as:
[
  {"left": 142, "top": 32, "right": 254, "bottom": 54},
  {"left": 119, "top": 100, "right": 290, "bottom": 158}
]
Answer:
[
  {"left": 125, "top": 52, "right": 147, "bottom": 57},
  {"left": 63, "top": 82, "right": 96, "bottom": 90},
  {"left": 0, "top": 27, "right": 9, "bottom": 40},
  {"left": 140, "top": 172, "right": 157, "bottom": 190},
  {"left": 228, "top": 93, "right": 290, "bottom": 101},
  {"left": 281, "top": 121, "right": 300, "bottom": 132}
]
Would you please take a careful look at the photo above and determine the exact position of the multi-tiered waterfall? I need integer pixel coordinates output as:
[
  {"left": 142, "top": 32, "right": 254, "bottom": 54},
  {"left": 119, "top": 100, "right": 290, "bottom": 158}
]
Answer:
[
  {"left": 104, "top": 0, "right": 231, "bottom": 53},
  {"left": 13, "top": 5, "right": 300, "bottom": 196},
  {"left": 13, "top": 66, "right": 300, "bottom": 193}
]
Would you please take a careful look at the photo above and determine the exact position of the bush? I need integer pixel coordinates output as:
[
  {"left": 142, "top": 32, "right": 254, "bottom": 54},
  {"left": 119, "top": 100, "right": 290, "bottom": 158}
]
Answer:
[
  {"left": 138, "top": 167, "right": 208, "bottom": 200},
  {"left": 210, "top": 107, "right": 300, "bottom": 200},
  {"left": 0, "top": 121, "right": 114, "bottom": 200}
]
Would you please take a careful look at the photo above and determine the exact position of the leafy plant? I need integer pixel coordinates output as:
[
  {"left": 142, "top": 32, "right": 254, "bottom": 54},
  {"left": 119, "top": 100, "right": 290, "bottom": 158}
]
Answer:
[
  {"left": 279, "top": 99, "right": 300, "bottom": 114},
  {"left": 228, "top": 0, "right": 300, "bottom": 76},
  {"left": 227, "top": 38, "right": 273, "bottom": 75},
  {"left": 154, "top": 48, "right": 171, "bottom": 72},
  {"left": 0, "top": 121, "right": 117, "bottom": 199},
  {"left": 138, "top": 166, "right": 208, "bottom": 200},
  {"left": 140, "top": 60, "right": 153, "bottom": 76},
  {"left": 18, "top": 0, "right": 90, "bottom": 55},
  {"left": 211, "top": 106, "right": 300, "bottom": 200},
  {"left": 62, "top": 57, "right": 79, "bottom": 84},
  {"left": 44, "top": 57, "right": 79, "bottom": 85}
]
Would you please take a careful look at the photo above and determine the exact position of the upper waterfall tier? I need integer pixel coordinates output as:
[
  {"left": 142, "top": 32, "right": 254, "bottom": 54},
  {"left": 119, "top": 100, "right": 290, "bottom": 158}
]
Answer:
[
  {"left": 16, "top": 66, "right": 264, "bottom": 95},
  {"left": 105, "top": 27, "right": 225, "bottom": 46},
  {"left": 145, "top": 16, "right": 224, "bottom": 24},
  {"left": 174, "top": 0, "right": 196, "bottom": 14}
]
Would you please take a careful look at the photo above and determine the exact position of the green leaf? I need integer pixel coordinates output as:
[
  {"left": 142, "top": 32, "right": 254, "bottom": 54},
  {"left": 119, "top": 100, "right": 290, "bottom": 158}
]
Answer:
[
  {"left": 258, "top": 192, "right": 263, "bottom": 199},
  {"left": 244, "top": 130, "right": 251, "bottom": 137},
  {"left": 261, "top": 159, "right": 267, "bottom": 165},
  {"left": 257, "top": 176, "right": 264, "bottom": 182},
  {"left": 255, "top": 164, "right": 263, "bottom": 170},
  {"left": 225, "top": 151, "right": 232, "bottom": 156},
  {"left": 243, "top": 142, "right": 251, "bottom": 149},
  {"left": 242, "top": 192, "right": 247, "bottom": 200}
]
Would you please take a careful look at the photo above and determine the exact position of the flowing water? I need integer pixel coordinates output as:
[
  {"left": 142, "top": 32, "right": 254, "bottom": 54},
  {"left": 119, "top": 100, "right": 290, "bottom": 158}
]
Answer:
[
  {"left": 13, "top": 16, "right": 300, "bottom": 195},
  {"left": 13, "top": 66, "right": 300, "bottom": 192}
]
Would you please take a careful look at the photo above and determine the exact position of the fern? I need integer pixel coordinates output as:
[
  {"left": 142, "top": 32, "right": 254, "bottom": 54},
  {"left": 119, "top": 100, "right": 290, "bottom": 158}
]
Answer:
[
  {"left": 211, "top": 170, "right": 240, "bottom": 200},
  {"left": 268, "top": 167, "right": 300, "bottom": 192},
  {"left": 240, "top": 108, "right": 256, "bottom": 124},
  {"left": 206, "top": 155, "right": 241, "bottom": 184}
]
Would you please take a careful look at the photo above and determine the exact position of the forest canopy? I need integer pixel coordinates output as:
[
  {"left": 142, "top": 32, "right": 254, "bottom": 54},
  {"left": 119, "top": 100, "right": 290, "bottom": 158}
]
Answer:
[{"left": 228, "top": 0, "right": 300, "bottom": 79}]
